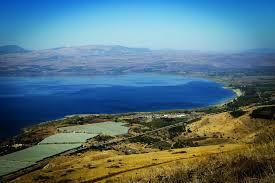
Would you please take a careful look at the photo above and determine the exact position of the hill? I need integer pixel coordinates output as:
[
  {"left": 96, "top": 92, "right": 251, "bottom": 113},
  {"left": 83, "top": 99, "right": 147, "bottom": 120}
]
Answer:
[
  {"left": 0, "top": 45, "right": 275, "bottom": 76},
  {"left": 9, "top": 106, "right": 275, "bottom": 183},
  {"left": 0, "top": 45, "right": 29, "bottom": 55}
]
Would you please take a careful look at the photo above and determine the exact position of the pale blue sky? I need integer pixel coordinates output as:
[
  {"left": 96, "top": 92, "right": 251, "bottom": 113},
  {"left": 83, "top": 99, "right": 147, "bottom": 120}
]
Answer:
[{"left": 0, "top": 0, "right": 275, "bottom": 51}]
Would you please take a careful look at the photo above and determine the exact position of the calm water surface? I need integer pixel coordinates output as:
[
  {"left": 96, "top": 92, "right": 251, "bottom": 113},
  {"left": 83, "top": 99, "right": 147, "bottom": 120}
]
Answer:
[{"left": 0, "top": 74, "right": 235, "bottom": 138}]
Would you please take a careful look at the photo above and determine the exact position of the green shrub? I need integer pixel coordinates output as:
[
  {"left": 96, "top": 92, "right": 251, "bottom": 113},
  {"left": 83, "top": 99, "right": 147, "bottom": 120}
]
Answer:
[
  {"left": 230, "top": 109, "right": 246, "bottom": 118},
  {"left": 250, "top": 106, "right": 275, "bottom": 120}
]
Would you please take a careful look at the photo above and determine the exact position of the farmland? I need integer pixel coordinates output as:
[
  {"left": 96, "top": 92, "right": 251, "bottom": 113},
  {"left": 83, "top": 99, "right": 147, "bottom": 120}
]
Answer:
[
  {"left": 59, "top": 122, "right": 129, "bottom": 136},
  {"left": 10, "top": 105, "right": 275, "bottom": 183},
  {"left": 0, "top": 69, "right": 274, "bottom": 182},
  {"left": 39, "top": 133, "right": 96, "bottom": 144},
  {"left": 0, "top": 144, "right": 81, "bottom": 176},
  {"left": 0, "top": 121, "right": 129, "bottom": 177}
]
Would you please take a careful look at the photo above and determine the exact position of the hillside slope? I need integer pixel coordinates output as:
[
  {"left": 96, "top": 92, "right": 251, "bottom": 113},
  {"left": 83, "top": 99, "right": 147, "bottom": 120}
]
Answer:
[
  {"left": 10, "top": 106, "right": 275, "bottom": 183},
  {"left": 12, "top": 144, "right": 244, "bottom": 183},
  {"left": 185, "top": 107, "right": 274, "bottom": 143}
]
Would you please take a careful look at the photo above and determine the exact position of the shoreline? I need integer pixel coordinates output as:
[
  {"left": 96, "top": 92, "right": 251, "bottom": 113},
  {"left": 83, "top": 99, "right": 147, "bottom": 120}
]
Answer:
[
  {"left": 28, "top": 80, "right": 243, "bottom": 126},
  {"left": 226, "top": 87, "right": 243, "bottom": 98},
  {"left": 39, "top": 87, "right": 242, "bottom": 124},
  {"left": 217, "top": 87, "right": 243, "bottom": 106},
  {"left": 1, "top": 76, "right": 242, "bottom": 140}
]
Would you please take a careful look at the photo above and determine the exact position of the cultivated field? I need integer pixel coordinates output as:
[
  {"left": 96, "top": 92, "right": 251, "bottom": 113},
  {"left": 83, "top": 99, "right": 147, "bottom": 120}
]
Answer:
[
  {"left": 0, "top": 121, "right": 130, "bottom": 177},
  {"left": 59, "top": 122, "right": 129, "bottom": 136},
  {"left": 39, "top": 133, "right": 96, "bottom": 144},
  {"left": 0, "top": 144, "right": 81, "bottom": 176},
  {"left": 10, "top": 106, "right": 275, "bottom": 182}
]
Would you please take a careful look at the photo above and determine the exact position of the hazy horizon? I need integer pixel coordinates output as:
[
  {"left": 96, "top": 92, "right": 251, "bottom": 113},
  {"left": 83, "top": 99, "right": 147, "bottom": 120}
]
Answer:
[
  {"left": 2, "top": 44, "right": 275, "bottom": 53},
  {"left": 1, "top": 0, "right": 275, "bottom": 51}
]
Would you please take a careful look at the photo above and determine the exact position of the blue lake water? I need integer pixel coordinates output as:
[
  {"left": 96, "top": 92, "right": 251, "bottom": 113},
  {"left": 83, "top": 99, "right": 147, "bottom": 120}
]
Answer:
[{"left": 0, "top": 74, "right": 235, "bottom": 138}]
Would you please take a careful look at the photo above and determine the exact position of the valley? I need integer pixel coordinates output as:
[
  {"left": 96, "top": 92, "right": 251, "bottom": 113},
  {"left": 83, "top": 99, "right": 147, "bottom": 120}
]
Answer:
[
  {"left": 0, "top": 68, "right": 274, "bottom": 182},
  {"left": 0, "top": 45, "right": 274, "bottom": 183},
  {"left": 1, "top": 0, "right": 275, "bottom": 182}
]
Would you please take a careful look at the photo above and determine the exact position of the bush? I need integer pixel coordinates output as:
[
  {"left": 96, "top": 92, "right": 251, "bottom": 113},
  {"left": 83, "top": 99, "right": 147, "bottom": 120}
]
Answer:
[
  {"left": 250, "top": 106, "right": 275, "bottom": 120},
  {"left": 151, "top": 141, "right": 172, "bottom": 150},
  {"left": 129, "top": 135, "right": 161, "bottom": 145},
  {"left": 230, "top": 109, "right": 246, "bottom": 118},
  {"left": 172, "top": 139, "right": 197, "bottom": 149},
  {"left": 168, "top": 125, "right": 186, "bottom": 138},
  {"left": 93, "top": 134, "right": 113, "bottom": 142}
]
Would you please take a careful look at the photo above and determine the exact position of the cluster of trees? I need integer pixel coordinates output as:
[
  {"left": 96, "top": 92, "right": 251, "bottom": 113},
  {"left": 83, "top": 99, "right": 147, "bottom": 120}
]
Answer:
[{"left": 250, "top": 106, "right": 275, "bottom": 120}]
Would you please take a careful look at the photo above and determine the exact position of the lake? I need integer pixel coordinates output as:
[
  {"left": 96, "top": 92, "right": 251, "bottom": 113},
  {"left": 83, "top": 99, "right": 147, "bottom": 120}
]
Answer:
[{"left": 0, "top": 74, "right": 235, "bottom": 138}]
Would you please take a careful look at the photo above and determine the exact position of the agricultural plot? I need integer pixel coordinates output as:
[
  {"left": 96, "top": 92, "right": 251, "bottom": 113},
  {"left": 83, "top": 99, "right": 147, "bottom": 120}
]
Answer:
[
  {"left": 0, "top": 144, "right": 81, "bottom": 176},
  {"left": 59, "top": 122, "right": 129, "bottom": 136},
  {"left": 0, "top": 159, "right": 35, "bottom": 177},
  {"left": 0, "top": 122, "right": 129, "bottom": 176},
  {"left": 39, "top": 133, "right": 96, "bottom": 144}
]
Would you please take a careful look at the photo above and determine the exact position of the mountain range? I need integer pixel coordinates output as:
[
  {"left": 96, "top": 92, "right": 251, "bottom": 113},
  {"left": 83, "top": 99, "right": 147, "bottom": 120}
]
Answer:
[
  {"left": 0, "top": 45, "right": 274, "bottom": 76},
  {"left": 0, "top": 45, "right": 29, "bottom": 55}
]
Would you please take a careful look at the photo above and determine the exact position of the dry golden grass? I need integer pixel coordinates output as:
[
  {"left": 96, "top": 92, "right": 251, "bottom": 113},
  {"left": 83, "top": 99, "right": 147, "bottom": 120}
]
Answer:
[
  {"left": 120, "top": 142, "right": 275, "bottom": 183},
  {"left": 112, "top": 142, "right": 158, "bottom": 154},
  {"left": 12, "top": 144, "right": 244, "bottom": 183},
  {"left": 185, "top": 109, "right": 275, "bottom": 143}
]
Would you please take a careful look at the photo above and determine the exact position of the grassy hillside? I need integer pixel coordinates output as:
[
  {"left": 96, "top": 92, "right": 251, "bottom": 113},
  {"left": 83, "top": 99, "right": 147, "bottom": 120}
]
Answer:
[
  {"left": 12, "top": 144, "right": 244, "bottom": 183},
  {"left": 122, "top": 142, "right": 275, "bottom": 183},
  {"left": 10, "top": 106, "right": 275, "bottom": 183}
]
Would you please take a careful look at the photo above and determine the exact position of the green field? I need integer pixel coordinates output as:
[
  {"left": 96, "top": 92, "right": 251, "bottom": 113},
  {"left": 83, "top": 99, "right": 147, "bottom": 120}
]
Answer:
[
  {"left": 0, "top": 144, "right": 81, "bottom": 176},
  {"left": 0, "top": 159, "right": 35, "bottom": 177},
  {"left": 59, "top": 121, "right": 129, "bottom": 136},
  {"left": 39, "top": 133, "right": 96, "bottom": 144},
  {"left": 0, "top": 121, "right": 129, "bottom": 177}
]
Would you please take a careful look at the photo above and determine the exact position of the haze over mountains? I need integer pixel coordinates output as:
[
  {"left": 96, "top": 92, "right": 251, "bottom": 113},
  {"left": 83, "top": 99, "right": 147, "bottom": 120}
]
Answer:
[
  {"left": 0, "top": 45, "right": 29, "bottom": 55},
  {"left": 0, "top": 45, "right": 275, "bottom": 76}
]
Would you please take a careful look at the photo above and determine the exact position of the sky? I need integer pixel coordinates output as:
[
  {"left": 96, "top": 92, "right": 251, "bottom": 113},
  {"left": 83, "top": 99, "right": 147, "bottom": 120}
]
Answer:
[{"left": 0, "top": 0, "right": 275, "bottom": 51}]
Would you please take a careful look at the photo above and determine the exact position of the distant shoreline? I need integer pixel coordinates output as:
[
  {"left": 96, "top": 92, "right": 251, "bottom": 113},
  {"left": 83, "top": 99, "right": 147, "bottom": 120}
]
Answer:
[
  {"left": 33, "top": 78, "right": 240, "bottom": 121},
  {"left": 1, "top": 75, "right": 238, "bottom": 139},
  {"left": 215, "top": 87, "right": 243, "bottom": 107},
  {"left": 37, "top": 83, "right": 241, "bottom": 126}
]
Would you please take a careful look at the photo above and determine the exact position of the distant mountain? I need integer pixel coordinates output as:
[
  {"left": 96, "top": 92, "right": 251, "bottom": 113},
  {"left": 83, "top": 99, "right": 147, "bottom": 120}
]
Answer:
[
  {"left": 43, "top": 45, "right": 151, "bottom": 55},
  {"left": 243, "top": 48, "right": 275, "bottom": 54},
  {"left": 0, "top": 45, "right": 29, "bottom": 55},
  {"left": 0, "top": 45, "right": 274, "bottom": 76}
]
